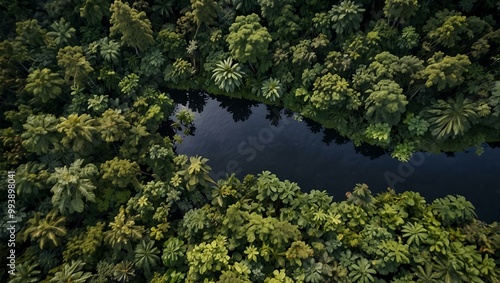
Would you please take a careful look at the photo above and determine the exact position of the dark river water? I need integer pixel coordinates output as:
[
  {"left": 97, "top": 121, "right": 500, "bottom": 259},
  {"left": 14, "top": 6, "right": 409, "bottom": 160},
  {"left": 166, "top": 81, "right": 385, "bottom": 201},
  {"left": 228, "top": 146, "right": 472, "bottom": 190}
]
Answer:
[{"left": 173, "top": 92, "right": 500, "bottom": 223}]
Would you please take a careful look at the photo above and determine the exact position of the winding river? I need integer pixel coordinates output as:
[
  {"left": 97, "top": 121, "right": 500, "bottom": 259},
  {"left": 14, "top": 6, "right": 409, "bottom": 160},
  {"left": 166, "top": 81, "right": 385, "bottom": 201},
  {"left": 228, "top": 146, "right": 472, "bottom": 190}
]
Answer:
[{"left": 173, "top": 92, "right": 500, "bottom": 223}]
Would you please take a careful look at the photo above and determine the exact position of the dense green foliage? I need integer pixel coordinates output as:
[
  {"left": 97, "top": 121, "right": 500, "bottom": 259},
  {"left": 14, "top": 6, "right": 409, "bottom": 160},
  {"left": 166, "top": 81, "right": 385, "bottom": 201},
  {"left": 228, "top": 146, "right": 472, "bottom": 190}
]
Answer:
[
  {"left": 0, "top": 0, "right": 499, "bottom": 282},
  {"left": 1, "top": 0, "right": 499, "bottom": 156}
]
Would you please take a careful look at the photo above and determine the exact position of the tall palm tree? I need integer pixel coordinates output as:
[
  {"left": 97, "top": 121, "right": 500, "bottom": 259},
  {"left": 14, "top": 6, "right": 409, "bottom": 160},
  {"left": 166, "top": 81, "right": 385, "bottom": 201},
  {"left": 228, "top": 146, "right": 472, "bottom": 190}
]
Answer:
[
  {"left": 80, "top": 0, "right": 111, "bottom": 25},
  {"left": 50, "top": 260, "right": 92, "bottom": 283},
  {"left": 22, "top": 210, "right": 67, "bottom": 250},
  {"left": 426, "top": 95, "right": 478, "bottom": 140},
  {"left": 176, "top": 155, "right": 215, "bottom": 191},
  {"left": 47, "top": 158, "right": 98, "bottom": 214},
  {"left": 261, "top": 78, "right": 283, "bottom": 102},
  {"left": 46, "top": 18, "right": 75, "bottom": 47},
  {"left": 8, "top": 261, "right": 40, "bottom": 283},
  {"left": 56, "top": 113, "right": 97, "bottom": 153},
  {"left": 113, "top": 260, "right": 135, "bottom": 283},
  {"left": 330, "top": 0, "right": 365, "bottom": 35},
  {"left": 21, "top": 114, "right": 60, "bottom": 155},
  {"left": 104, "top": 206, "right": 145, "bottom": 251},
  {"left": 211, "top": 58, "right": 245, "bottom": 93},
  {"left": 99, "top": 37, "right": 121, "bottom": 64},
  {"left": 134, "top": 240, "right": 160, "bottom": 275}
]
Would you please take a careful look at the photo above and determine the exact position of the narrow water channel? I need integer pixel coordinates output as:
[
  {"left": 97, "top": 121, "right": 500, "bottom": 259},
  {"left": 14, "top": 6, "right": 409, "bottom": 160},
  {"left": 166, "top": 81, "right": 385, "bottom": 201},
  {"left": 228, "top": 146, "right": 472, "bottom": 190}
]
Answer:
[{"left": 173, "top": 92, "right": 500, "bottom": 223}]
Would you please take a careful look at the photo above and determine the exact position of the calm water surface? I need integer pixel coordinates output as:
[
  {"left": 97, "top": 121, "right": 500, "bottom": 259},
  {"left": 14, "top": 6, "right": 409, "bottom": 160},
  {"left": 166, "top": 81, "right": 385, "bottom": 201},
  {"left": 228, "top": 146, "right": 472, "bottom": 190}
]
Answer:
[{"left": 173, "top": 92, "right": 500, "bottom": 222}]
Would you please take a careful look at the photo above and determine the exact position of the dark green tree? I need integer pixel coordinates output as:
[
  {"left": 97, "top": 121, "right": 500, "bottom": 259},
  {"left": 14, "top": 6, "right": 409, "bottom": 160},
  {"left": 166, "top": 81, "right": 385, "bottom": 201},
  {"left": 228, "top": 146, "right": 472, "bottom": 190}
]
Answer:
[
  {"left": 211, "top": 57, "right": 245, "bottom": 93},
  {"left": 96, "top": 109, "right": 130, "bottom": 142},
  {"left": 426, "top": 95, "right": 478, "bottom": 140},
  {"left": 141, "top": 48, "right": 165, "bottom": 77},
  {"left": 80, "top": 0, "right": 111, "bottom": 25},
  {"left": 113, "top": 260, "right": 135, "bottom": 283},
  {"left": 418, "top": 52, "right": 471, "bottom": 91},
  {"left": 175, "top": 155, "right": 215, "bottom": 191},
  {"left": 47, "top": 159, "right": 98, "bottom": 214},
  {"left": 21, "top": 114, "right": 60, "bottom": 154},
  {"left": 186, "top": 236, "right": 230, "bottom": 281},
  {"left": 227, "top": 13, "right": 272, "bottom": 65},
  {"left": 260, "top": 78, "right": 283, "bottom": 102},
  {"left": 157, "top": 28, "right": 187, "bottom": 59},
  {"left": 191, "top": 0, "right": 220, "bottom": 30},
  {"left": 365, "top": 123, "right": 391, "bottom": 146},
  {"left": 398, "top": 26, "right": 420, "bottom": 50},
  {"left": 227, "top": 0, "right": 258, "bottom": 14},
  {"left": 402, "top": 222, "right": 428, "bottom": 246},
  {"left": 290, "top": 39, "right": 317, "bottom": 68},
  {"left": 329, "top": 0, "right": 365, "bottom": 35},
  {"left": 383, "top": 0, "right": 419, "bottom": 24},
  {"left": 110, "top": 0, "right": 154, "bottom": 53},
  {"left": 50, "top": 260, "right": 93, "bottom": 283},
  {"left": 99, "top": 37, "right": 121, "bottom": 64},
  {"left": 423, "top": 10, "right": 487, "bottom": 49},
  {"left": 161, "top": 237, "right": 186, "bottom": 267},
  {"left": 118, "top": 73, "right": 139, "bottom": 95},
  {"left": 348, "top": 258, "right": 376, "bottom": 282},
  {"left": 25, "top": 68, "right": 65, "bottom": 103},
  {"left": 15, "top": 161, "right": 49, "bottom": 197},
  {"left": 7, "top": 261, "right": 41, "bottom": 283},
  {"left": 134, "top": 240, "right": 160, "bottom": 275},
  {"left": 57, "top": 113, "right": 97, "bottom": 154},
  {"left": 104, "top": 206, "right": 145, "bottom": 251},
  {"left": 164, "top": 59, "right": 195, "bottom": 85},
  {"left": 152, "top": 0, "right": 174, "bottom": 17},
  {"left": 307, "top": 73, "right": 360, "bottom": 111},
  {"left": 56, "top": 46, "right": 94, "bottom": 87},
  {"left": 365, "top": 79, "right": 408, "bottom": 125},
  {"left": 22, "top": 211, "right": 67, "bottom": 250},
  {"left": 46, "top": 18, "right": 75, "bottom": 47},
  {"left": 15, "top": 19, "right": 47, "bottom": 47},
  {"left": 63, "top": 222, "right": 105, "bottom": 264},
  {"left": 100, "top": 157, "right": 140, "bottom": 189}
]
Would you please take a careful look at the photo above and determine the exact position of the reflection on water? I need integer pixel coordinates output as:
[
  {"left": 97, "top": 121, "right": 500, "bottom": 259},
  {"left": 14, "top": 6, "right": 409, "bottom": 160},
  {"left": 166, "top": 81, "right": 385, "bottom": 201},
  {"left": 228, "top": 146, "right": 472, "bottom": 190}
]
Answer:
[{"left": 171, "top": 91, "right": 500, "bottom": 223}]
